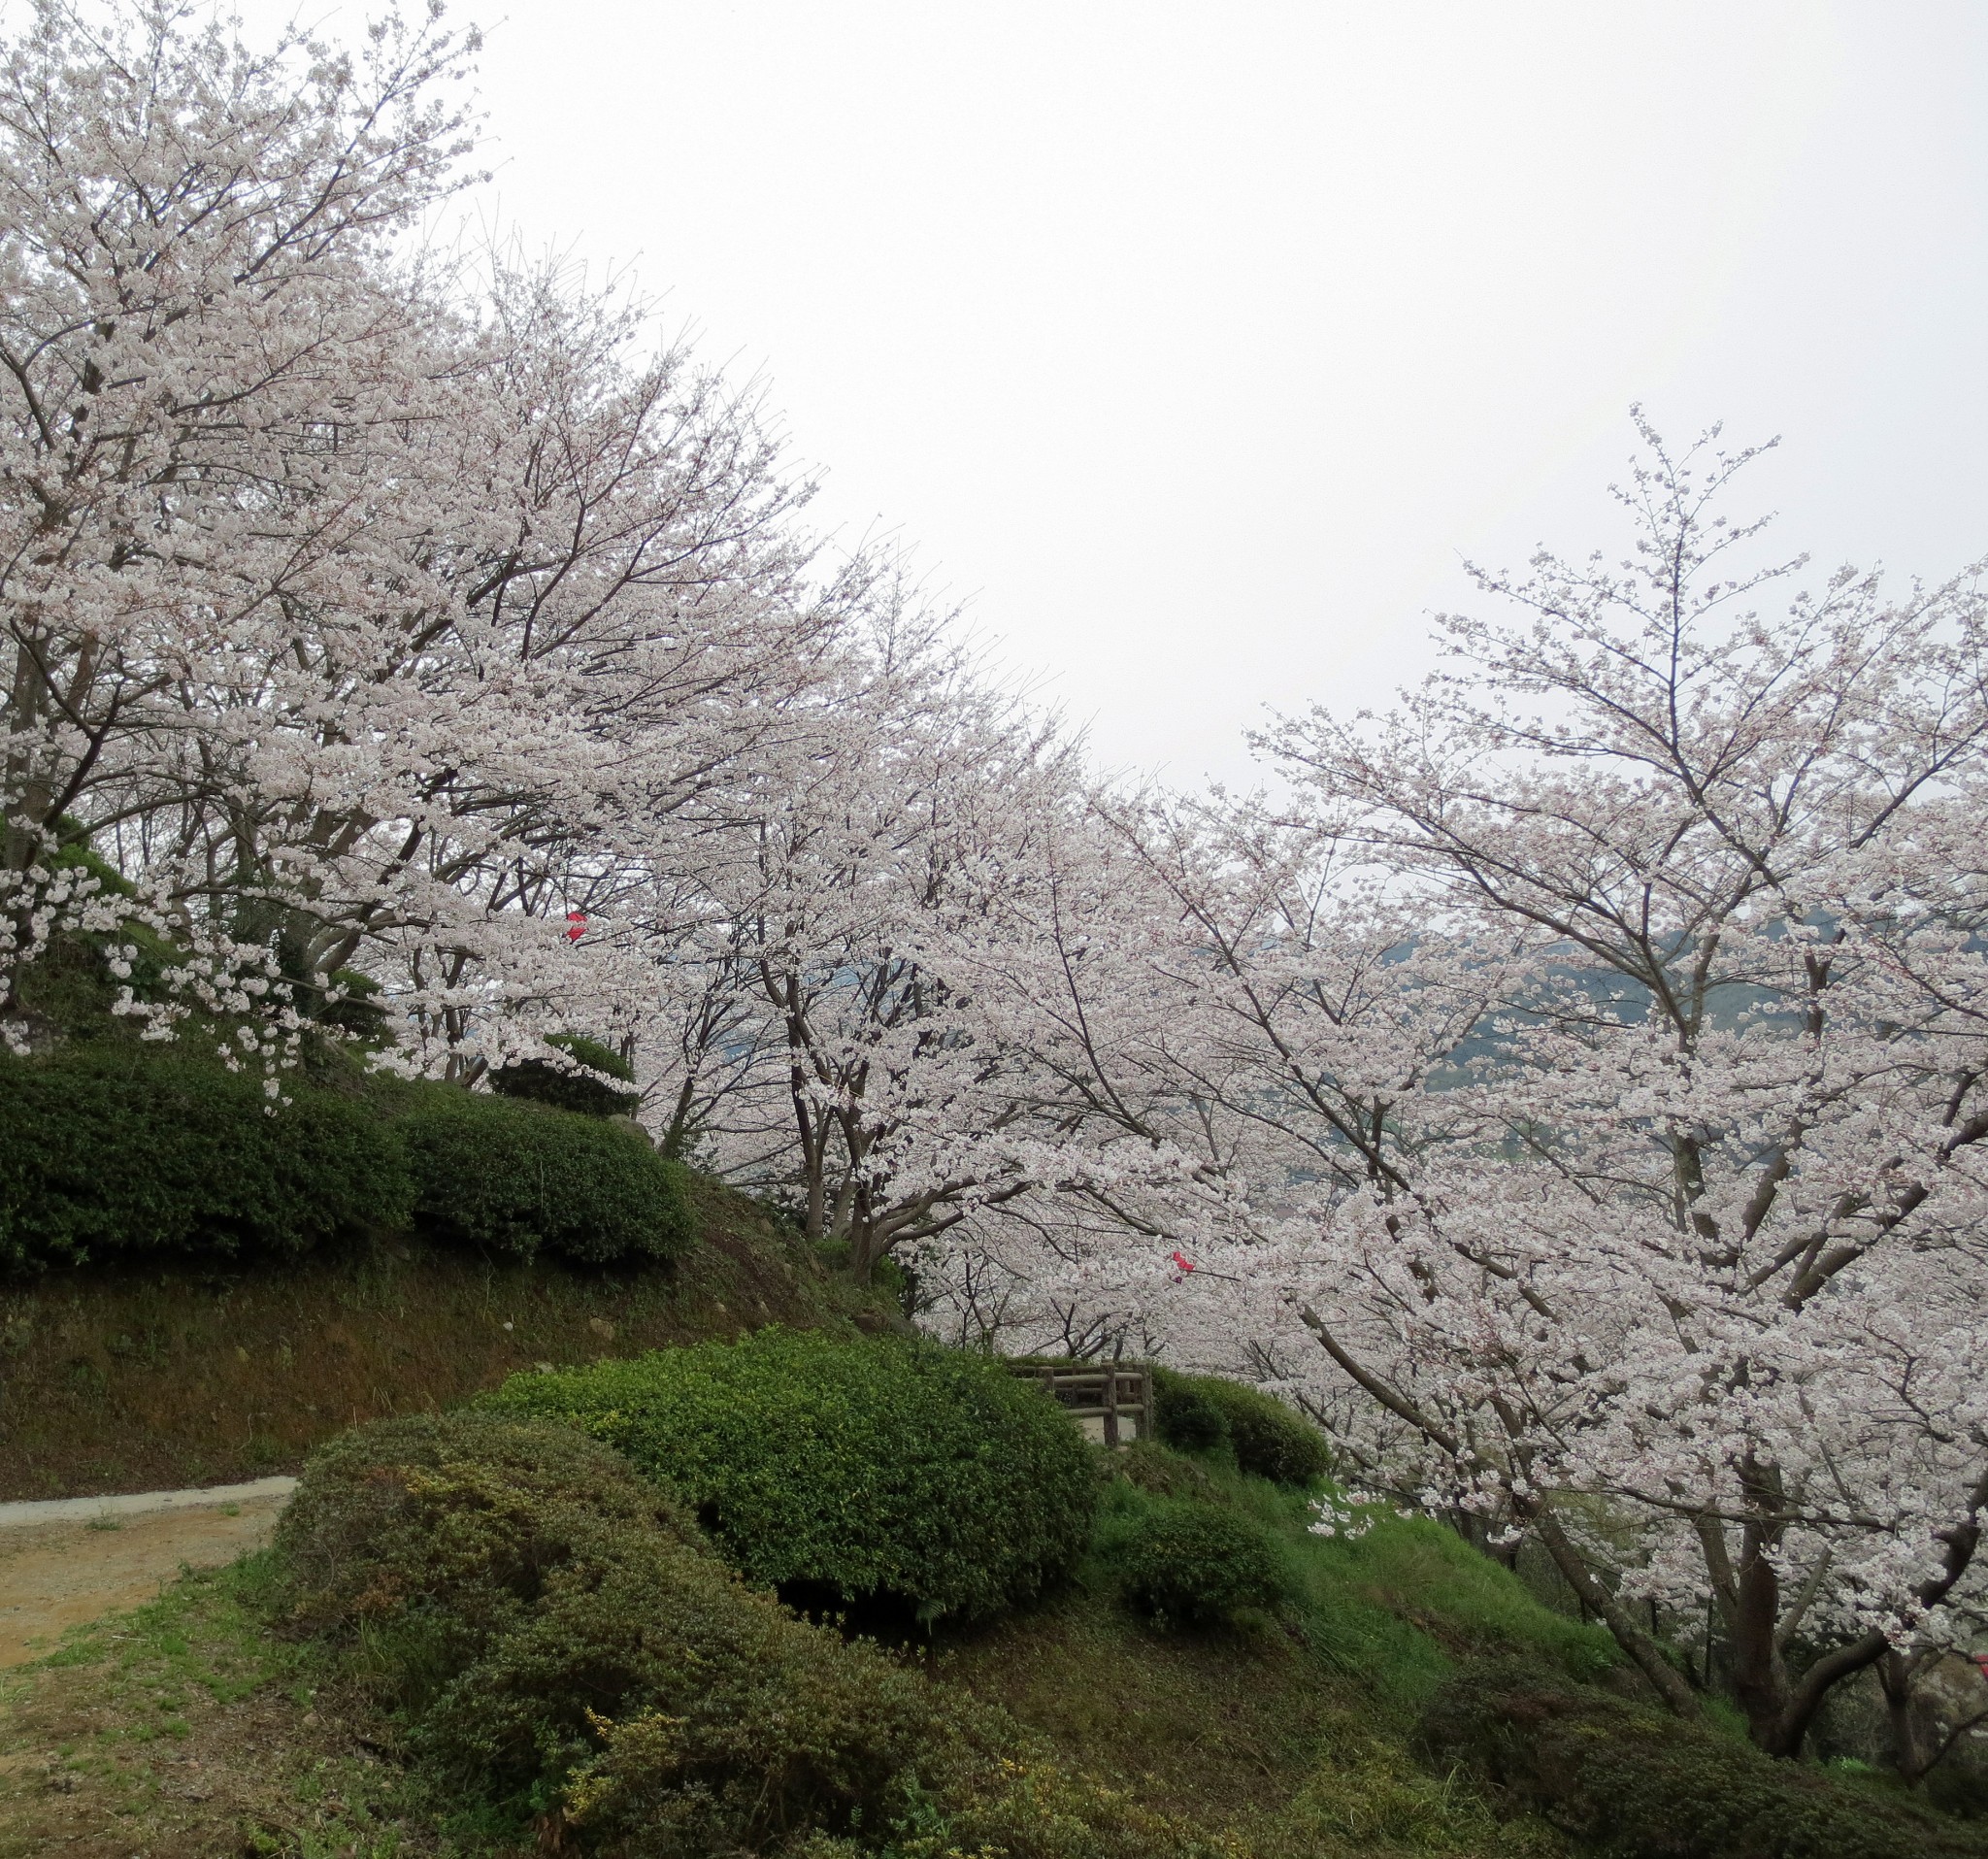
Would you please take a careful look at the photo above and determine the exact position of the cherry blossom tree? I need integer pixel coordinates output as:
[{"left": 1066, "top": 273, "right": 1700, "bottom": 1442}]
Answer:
[
  {"left": 0, "top": 2, "right": 858, "bottom": 1084},
  {"left": 960, "top": 420, "right": 1988, "bottom": 1753},
  {"left": 608, "top": 613, "right": 1112, "bottom": 1279},
  {"left": 0, "top": 0, "right": 480, "bottom": 1031}
]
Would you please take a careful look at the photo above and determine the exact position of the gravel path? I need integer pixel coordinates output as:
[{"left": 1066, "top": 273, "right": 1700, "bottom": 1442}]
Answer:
[
  {"left": 0, "top": 1476, "right": 296, "bottom": 1533},
  {"left": 0, "top": 1479, "right": 296, "bottom": 1670}
]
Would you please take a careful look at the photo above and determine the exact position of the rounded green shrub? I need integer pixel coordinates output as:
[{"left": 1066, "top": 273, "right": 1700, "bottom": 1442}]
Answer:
[
  {"left": 1151, "top": 1365, "right": 1331, "bottom": 1486},
  {"left": 1212, "top": 1380, "right": 1331, "bottom": 1486},
  {"left": 274, "top": 1411, "right": 932, "bottom": 1848},
  {"left": 1150, "top": 1367, "right": 1228, "bottom": 1453},
  {"left": 0, "top": 1045, "right": 412, "bottom": 1272},
  {"left": 485, "top": 1328, "right": 1097, "bottom": 1623},
  {"left": 395, "top": 1086, "right": 692, "bottom": 1265},
  {"left": 489, "top": 1033, "right": 639, "bottom": 1119},
  {"left": 274, "top": 1409, "right": 690, "bottom": 1652},
  {"left": 1103, "top": 1496, "right": 1291, "bottom": 1628}
]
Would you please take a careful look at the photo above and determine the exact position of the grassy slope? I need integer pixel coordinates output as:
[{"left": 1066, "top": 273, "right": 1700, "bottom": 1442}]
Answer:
[
  {"left": 0, "top": 1472, "right": 1597, "bottom": 1859},
  {"left": 931, "top": 1460, "right": 1606, "bottom": 1856},
  {"left": 0, "top": 1178, "right": 887, "bottom": 1500}
]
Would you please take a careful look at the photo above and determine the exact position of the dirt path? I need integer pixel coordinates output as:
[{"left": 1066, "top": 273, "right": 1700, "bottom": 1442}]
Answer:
[{"left": 0, "top": 1488, "right": 291, "bottom": 1669}]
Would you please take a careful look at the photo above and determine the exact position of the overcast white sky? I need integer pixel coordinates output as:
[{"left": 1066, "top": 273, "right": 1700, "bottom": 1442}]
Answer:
[{"left": 262, "top": 1, "right": 1988, "bottom": 784}]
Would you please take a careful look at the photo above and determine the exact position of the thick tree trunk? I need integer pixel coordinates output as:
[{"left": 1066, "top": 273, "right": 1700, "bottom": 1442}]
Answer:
[
  {"left": 1730, "top": 1511, "right": 1792, "bottom": 1750},
  {"left": 1882, "top": 1651, "right": 1931, "bottom": 1783}
]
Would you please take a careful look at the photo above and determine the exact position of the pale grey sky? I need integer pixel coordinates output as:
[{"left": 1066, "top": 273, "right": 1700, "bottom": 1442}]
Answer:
[{"left": 264, "top": 1, "right": 1988, "bottom": 782}]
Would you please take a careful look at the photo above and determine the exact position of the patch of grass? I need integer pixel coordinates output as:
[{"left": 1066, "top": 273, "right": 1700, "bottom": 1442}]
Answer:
[
  {"left": 0, "top": 1554, "right": 486, "bottom": 1857},
  {"left": 1253, "top": 1491, "right": 1617, "bottom": 1705}
]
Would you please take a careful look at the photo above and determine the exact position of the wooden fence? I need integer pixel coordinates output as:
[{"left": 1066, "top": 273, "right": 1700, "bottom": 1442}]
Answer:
[{"left": 1009, "top": 1360, "right": 1153, "bottom": 1448}]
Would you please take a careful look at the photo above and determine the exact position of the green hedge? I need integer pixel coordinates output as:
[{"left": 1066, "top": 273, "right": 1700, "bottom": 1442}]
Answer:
[
  {"left": 1151, "top": 1366, "right": 1331, "bottom": 1486},
  {"left": 485, "top": 1329, "right": 1097, "bottom": 1623},
  {"left": 376, "top": 1066, "right": 693, "bottom": 1269},
  {"left": 0, "top": 1046, "right": 411, "bottom": 1271},
  {"left": 1419, "top": 1658, "right": 1988, "bottom": 1859},
  {"left": 489, "top": 1033, "right": 639, "bottom": 1119},
  {"left": 1101, "top": 1494, "right": 1291, "bottom": 1629},
  {"left": 394, "top": 1087, "right": 694, "bottom": 1265},
  {"left": 0, "top": 1044, "right": 694, "bottom": 1275}
]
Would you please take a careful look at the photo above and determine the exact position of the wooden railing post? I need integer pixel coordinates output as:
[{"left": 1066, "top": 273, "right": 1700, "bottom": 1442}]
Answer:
[{"left": 1006, "top": 1357, "right": 1152, "bottom": 1450}]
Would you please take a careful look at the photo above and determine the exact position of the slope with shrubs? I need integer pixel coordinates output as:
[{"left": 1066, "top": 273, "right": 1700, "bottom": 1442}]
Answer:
[
  {"left": 0, "top": 959, "right": 909, "bottom": 1498},
  {"left": 0, "top": 1180, "right": 887, "bottom": 1500},
  {"left": 0, "top": 1031, "right": 894, "bottom": 1498},
  {"left": 254, "top": 1345, "right": 1603, "bottom": 1855},
  {"left": 266, "top": 1407, "right": 1231, "bottom": 1858},
  {"left": 11, "top": 1349, "right": 1988, "bottom": 1857}
]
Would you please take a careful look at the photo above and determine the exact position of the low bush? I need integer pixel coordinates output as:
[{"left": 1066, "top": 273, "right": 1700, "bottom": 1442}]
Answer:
[
  {"left": 575, "top": 1710, "right": 1233, "bottom": 1859},
  {"left": 489, "top": 1033, "right": 640, "bottom": 1119},
  {"left": 0, "top": 1045, "right": 412, "bottom": 1272},
  {"left": 274, "top": 1411, "right": 933, "bottom": 1851},
  {"left": 1101, "top": 1493, "right": 1291, "bottom": 1629},
  {"left": 395, "top": 1086, "right": 693, "bottom": 1265},
  {"left": 1419, "top": 1657, "right": 1988, "bottom": 1859},
  {"left": 1151, "top": 1366, "right": 1331, "bottom": 1487},
  {"left": 1209, "top": 1380, "right": 1331, "bottom": 1487},
  {"left": 485, "top": 1328, "right": 1097, "bottom": 1623},
  {"left": 273, "top": 1409, "right": 689, "bottom": 1656},
  {"left": 1150, "top": 1368, "right": 1229, "bottom": 1454}
]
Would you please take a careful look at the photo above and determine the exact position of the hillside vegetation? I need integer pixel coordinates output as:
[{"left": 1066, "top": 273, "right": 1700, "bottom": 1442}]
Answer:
[
  {"left": 6, "top": 1284, "right": 1981, "bottom": 1856},
  {"left": 7, "top": 1421, "right": 1977, "bottom": 1858},
  {"left": 2, "top": 980, "right": 1981, "bottom": 1852},
  {"left": 0, "top": 943, "right": 898, "bottom": 1500}
]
